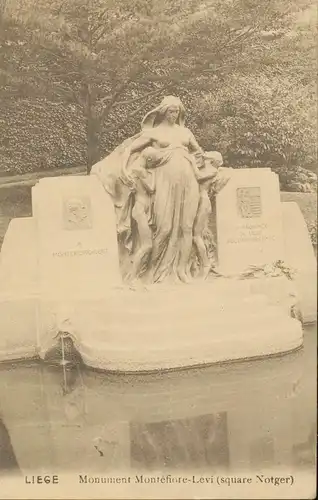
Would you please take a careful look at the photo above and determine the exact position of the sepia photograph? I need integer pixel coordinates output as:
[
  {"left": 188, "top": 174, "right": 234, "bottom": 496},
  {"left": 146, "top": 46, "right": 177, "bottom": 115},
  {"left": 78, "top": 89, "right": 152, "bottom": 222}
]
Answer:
[{"left": 0, "top": 0, "right": 317, "bottom": 498}]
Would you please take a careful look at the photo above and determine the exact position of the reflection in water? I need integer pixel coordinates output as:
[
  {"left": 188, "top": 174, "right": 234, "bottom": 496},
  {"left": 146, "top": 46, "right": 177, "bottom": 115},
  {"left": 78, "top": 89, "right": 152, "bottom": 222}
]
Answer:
[
  {"left": 130, "top": 413, "right": 229, "bottom": 470},
  {"left": 0, "top": 418, "right": 20, "bottom": 474},
  {"left": 292, "top": 423, "right": 316, "bottom": 467},
  {"left": 249, "top": 436, "right": 275, "bottom": 469},
  {"left": 0, "top": 325, "right": 316, "bottom": 474}
]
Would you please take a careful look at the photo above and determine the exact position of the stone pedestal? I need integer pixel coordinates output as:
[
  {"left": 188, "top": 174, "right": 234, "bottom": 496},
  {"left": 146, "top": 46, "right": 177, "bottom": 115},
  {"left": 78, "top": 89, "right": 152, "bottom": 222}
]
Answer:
[
  {"left": 37, "top": 280, "right": 303, "bottom": 371},
  {"left": 32, "top": 175, "right": 121, "bottom": 300},
  {"left": 216, "top": 169, "right": 284, "bottom": 274},
  {"left": 0, "top": 173, "right": 312, "bottom": 368}
]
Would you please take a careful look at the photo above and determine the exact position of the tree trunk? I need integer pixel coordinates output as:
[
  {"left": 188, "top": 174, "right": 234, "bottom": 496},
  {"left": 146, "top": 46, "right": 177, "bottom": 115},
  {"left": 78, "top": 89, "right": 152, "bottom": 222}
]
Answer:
[
  {"left": 85, "top": 83, "right": 100, "bottom": 174},
  {"left": 87, "top": 113, "right": 100, "bottom": 173}
]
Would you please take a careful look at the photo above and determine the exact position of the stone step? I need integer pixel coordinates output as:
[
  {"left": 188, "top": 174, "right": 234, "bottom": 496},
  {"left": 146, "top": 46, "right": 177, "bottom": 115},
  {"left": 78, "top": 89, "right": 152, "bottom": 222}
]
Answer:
[
  {"left": 110, "top": 281, "right": 259, "bottom": 303},
  {"left": 78, "top": 315, "right": 303, "bottom": 371},
  {"left": 63, "top": 291, "right": 272, "bottom": 319},
  {"left": 83, "top": 293, "right": 284, "bottom": 324},
  {"left": 71, "top": 305, "right": 290, "bottom": 345}
]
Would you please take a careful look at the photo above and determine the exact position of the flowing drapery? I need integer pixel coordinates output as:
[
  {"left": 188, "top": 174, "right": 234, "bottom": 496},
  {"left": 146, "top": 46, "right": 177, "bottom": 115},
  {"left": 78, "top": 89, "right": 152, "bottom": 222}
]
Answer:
[{"left": 91, "top": 143, "right": 200, "bottom": 283}]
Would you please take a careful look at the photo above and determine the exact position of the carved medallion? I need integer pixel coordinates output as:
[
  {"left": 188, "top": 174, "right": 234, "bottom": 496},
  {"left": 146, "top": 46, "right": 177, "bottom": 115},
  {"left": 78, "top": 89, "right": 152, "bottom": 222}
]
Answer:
[
  {"left": 63, "top": 197, "right": 92, "bottom": 230},
  {"left": 236, "top": 187, "right": 262, "bottom": 218}
]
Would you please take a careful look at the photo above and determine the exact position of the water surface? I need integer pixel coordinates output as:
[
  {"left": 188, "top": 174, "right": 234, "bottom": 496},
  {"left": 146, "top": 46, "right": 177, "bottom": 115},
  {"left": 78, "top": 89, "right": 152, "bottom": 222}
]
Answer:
[{"left": 0, "top": 324, "right": 316, "bottom": 475}]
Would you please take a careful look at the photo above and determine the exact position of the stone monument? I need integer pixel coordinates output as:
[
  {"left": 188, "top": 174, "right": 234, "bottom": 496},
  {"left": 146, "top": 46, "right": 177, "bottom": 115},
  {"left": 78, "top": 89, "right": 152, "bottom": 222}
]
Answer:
[{"left": 0, "top": 95, "right": 315, "bottom": 371}]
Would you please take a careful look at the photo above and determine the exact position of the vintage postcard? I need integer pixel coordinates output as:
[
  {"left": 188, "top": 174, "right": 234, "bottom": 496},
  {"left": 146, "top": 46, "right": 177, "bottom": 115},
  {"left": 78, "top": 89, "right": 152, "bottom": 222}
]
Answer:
[{"left": 0, "top": 0, "right": 316, "bottom": 499}]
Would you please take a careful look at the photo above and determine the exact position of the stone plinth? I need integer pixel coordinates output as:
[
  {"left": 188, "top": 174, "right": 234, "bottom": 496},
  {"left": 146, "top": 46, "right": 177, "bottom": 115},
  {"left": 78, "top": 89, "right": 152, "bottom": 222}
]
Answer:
[
  {"left": 216, "top": 169, "right": 284, "bottom": 274},
  {"left": 37, "top": 280, "right": 303, "bottom": 372},
  {"left": 32, "top": 175, "right": 121, "bottom": 299},
  {"left": 0, "top": 173, "right": 312, "bottom": 368}
]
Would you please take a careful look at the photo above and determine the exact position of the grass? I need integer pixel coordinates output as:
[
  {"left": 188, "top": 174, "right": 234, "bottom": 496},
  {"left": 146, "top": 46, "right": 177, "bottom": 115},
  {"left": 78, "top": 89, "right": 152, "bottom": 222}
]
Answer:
[
  {"left": 0, "top": 186, "right": 32, "bottom": 248},
  {"left": 281, "top": 191, "right": 317, "bottom": 246},
  {"left": 0, "top": 166, "right": 86, "bottom": 190},
  {"left": 281, "top": 191, "right": 317, "bottom": 226}
]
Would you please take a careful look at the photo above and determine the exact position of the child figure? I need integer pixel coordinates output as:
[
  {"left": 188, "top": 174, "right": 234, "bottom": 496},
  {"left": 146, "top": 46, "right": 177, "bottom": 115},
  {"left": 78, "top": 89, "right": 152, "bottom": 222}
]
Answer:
[
  {"left": 193, "top": 151, "right": 224, "bottom": 279},
  {"left": 126, "top": 151, "right": 157, "bottom": 283}
]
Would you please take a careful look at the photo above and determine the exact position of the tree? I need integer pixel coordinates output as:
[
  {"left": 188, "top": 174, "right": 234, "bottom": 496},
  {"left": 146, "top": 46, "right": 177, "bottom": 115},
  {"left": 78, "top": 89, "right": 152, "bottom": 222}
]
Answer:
[
  {"left": 1, "top": 0, "right": 315, "bottom": 173},
  {"left": 192, "top": 72, "right": 316, "bottom": 165},
  {"left": 188, "top": 2, "right": 317, "bottom": 189}
]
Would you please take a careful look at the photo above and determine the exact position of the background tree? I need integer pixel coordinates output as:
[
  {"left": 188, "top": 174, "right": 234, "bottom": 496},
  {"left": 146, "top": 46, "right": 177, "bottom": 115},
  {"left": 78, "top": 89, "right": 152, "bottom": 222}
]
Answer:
[{"left": 0, "top": 0, "right": 316, "bottom": 184}]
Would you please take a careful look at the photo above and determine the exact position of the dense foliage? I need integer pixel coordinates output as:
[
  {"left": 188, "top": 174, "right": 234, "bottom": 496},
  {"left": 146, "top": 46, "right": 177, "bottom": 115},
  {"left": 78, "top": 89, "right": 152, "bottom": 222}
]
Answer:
[{"left": 0, "top": 0, "right": 316, "bottom": 191}]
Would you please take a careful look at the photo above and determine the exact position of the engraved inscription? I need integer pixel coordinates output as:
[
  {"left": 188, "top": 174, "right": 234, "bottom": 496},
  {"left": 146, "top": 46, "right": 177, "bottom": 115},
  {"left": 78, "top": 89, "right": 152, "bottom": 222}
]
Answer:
[
  {"left": 225, "top": 222, "right": 275, "bottom": 244},
  {"left": 52, "top": 248, "right": 108, "bottom": 257},
  {"left": 63, "top": 197, "right": 92, "bottom": 230},
  {"left": 237, "top": 187, "right": 262, "bottom": 218},
  {"left": 227, "top": 235, "right": 276, "bottom": 244}
]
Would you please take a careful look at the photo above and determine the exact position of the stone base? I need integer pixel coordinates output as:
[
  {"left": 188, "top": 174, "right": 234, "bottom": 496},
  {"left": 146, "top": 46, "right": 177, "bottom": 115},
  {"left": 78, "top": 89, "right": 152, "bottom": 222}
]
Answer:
[
  {"left": 0, "top": 278, "right": 303, "bottom": 371},
  {"left": 0, "top": 293, "right": 38, "bottom": 362},
  {"left": 45, "top": 280, "right": 303, "bottom": 372},
  {"left": 78, "top": 316, "right": 302, "bottom": 372},
  {"left": 0, "top": 190, "right": 314, "bottom": 371}
]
